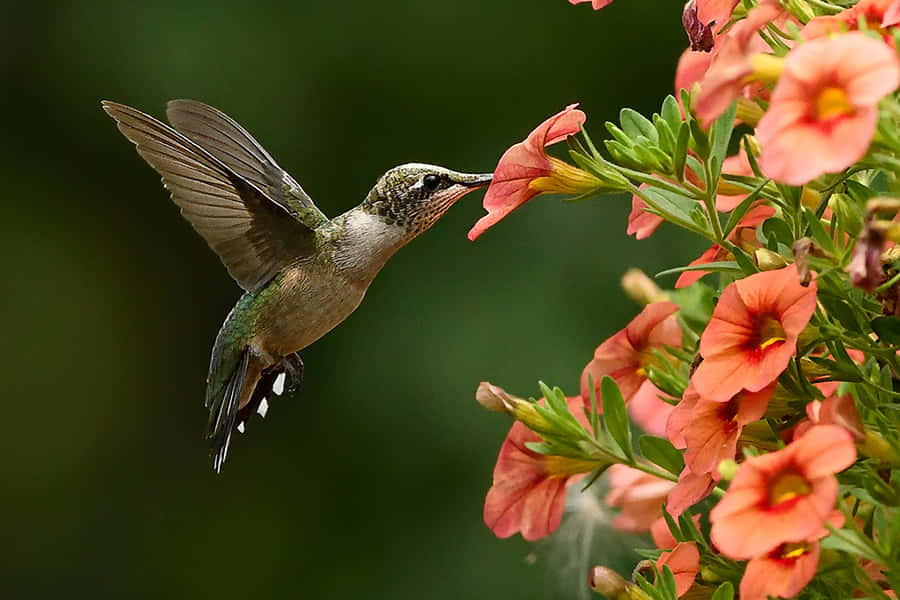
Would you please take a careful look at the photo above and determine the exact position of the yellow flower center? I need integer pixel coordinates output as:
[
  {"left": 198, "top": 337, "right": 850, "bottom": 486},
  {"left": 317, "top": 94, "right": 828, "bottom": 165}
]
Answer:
[
  {"left": 758, "top": 317, "right": 786, "bottom": 351},
  {"left": 780, "top": 542, "right": 810, "bottom": 559},
  {"left": 768, "top": 471, "right": 811, "bottom": 506},
  {"left": 816, "top": 87, "right": 854, "bottom": 121}
]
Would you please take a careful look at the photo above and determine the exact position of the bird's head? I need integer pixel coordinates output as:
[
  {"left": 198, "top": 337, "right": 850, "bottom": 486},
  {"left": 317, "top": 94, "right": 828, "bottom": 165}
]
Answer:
[{"left": 362, "top": 163, "right": 492, "bottom": 235}]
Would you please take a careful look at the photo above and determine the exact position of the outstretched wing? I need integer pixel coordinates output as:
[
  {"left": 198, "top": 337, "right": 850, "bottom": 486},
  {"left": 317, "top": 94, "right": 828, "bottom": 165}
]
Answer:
[
  {"left": 165, "top": 99, "right": 329, "bottom": 230},
  {"left": 102, "top": 101, "right": 317, "bottom": 292}
]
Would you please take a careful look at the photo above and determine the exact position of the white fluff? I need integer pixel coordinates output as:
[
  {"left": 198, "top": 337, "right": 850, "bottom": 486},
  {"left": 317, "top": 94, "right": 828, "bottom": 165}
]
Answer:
[
  {"left": 258, "top": 397, "right": 269, "bottom": 418},
  {"left": 273, "top": 373, "right": 286, "bottom": 396}
]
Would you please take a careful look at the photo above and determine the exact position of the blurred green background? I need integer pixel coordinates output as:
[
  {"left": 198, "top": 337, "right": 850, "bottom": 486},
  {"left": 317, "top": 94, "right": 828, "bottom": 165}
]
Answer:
[{"left": 2, "top": 1, "right": 699, "bottom": 597}]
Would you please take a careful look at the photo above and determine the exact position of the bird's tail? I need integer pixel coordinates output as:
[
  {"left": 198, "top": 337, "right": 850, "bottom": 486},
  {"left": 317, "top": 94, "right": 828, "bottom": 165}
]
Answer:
[{"left": 206, "top": 347, "right": 251, "bottom": 473}]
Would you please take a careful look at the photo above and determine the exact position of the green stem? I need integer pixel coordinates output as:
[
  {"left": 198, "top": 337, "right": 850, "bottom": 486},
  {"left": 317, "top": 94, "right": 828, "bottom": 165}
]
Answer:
[{"left": 703, "top": 160, "right": 725, "bottom": 243}]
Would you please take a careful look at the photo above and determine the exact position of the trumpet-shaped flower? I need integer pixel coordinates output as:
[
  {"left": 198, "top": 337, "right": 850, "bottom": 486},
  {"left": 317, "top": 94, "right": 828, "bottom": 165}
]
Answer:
[
  {"left": 668, "top": 466, "right": 717, "bottom": 517},
  {"left": 692, "top": 264, "right": 817, "bottom": 403},
  {"left": 468, "top": 104, "right": 597, "bottom": 240},
  {"left": 740, "top": 541, "right": 822, "bottom": 600},
  {"left": 757, "top": 32, "right": 900, "bottom": 186},
  {"left": 581, "top": 302, "right": 682, "bottom": 432},
  {"left": 709, "top": 425, "right": 856, "bottom": 559},
  {"left": 484, "top": 396, "right": 594, "bottom": 541},
  {"left": 667, "top": 383, "right": 774, "bottom": 476},
  {"left": 803, "top": 0, "right": 900, "bottom": 40}
]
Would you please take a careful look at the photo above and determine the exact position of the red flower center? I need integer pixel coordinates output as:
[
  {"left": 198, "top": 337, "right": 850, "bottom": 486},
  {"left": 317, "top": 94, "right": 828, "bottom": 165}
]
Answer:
[
  {"left": 744, "top": 314, "right": 787, "bottom": 360},
  {"left": 773, "top": 541, "right": 811, "bottom": 565},
  {"left": 768, "top": 470, "right": 811, "bottom": 508},
  {"left": 717, "top": 398, "right": 741, "bottom": 435}
]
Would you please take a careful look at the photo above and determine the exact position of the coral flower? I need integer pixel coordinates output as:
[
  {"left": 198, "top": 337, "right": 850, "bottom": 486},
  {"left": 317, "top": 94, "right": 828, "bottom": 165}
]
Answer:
[
  {"left": 468, "top": 104, "right": 597, "bottom": 240},
  {"left": 740, "top": 541, "right": 822, "bottom": 600},
  {"left": 627, "top": 186, "right": 665, "bottom": 240},
  {"left": 803, "top": 0, "right": 900, "bottom": 40},
  {"left": 651, "top": 514, "right": 703, "bottom": 549},
  {"left": 484, "top": 396, "right": 594, "bottom": 541},
  {"left": 709, "top": 425, "right": 856, "bottom": 559},
  {"left": 795, "top": 394, "right": 865, "bottom": 442},
  {"left": 668, "top": 466, "right": 717, "bottom": 517},
  {"left": 692, "top": 264, "right": 817, "bottom": 403},
  {"left": 757, "top": 32, "right": 900, "bottom": 186},
  {"left": 675, "top": 204, "right": 774, "bottom": 288},
  {"left": 581, "top": 302, "right": 682, "bottom": 433},
  {"left": 606, "top": 465, "right": 675, "bottom": 533},
  {"left": 568, "top": 0, "right": 614, "bottom": 8},
  {"left": 657, "top": 542, "right": 700, "bottom": 598},
  {"left": 667, "top": 383, "right": 774, "bottom": 476},
  {"left": 695, "top": 0, "right": 786, "bottom": 126}
]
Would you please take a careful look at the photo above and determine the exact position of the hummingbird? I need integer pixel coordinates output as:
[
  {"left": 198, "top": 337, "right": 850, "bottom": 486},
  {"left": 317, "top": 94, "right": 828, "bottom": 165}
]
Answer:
[{"left": 102, "top": 100, "right": 491, "bottom": 472}]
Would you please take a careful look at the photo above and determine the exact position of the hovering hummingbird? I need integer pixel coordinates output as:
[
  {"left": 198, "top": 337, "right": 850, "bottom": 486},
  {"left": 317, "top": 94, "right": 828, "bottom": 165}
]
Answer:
[{"left": 102, "top": 100, "right": 491, "bottom": 472}]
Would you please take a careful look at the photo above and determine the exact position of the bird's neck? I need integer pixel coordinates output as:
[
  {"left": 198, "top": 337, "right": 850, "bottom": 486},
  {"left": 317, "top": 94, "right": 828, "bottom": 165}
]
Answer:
[{"left": 330, "top": 205, "right": 411, "bottom": 284}]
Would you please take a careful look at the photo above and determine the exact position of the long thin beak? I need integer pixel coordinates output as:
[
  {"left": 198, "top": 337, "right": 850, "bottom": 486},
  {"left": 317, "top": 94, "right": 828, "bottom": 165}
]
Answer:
[{"left": 458, "top": 173, "right": 494, "bottom": 188}]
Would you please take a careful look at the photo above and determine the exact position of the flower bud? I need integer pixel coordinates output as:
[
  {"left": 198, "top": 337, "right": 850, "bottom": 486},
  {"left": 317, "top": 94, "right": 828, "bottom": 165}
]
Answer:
[
  {"left": 859, "top": 430, "right": 900, "bottom": 466},
  {"left": 754, "top": 248, "right": 788, "bottom": 270},
  {"left": 828, "top": 193, "right": 863, "bottom": 238},
  {"left": 621, "top": 269, "right": 668, "bottom": 305},
  {"left": 475, "top": 382, "right": 517, "bottom": 413},
  {"left": 735, "top": 97, "right": 764, "bottom": 128},
  {"left": 718, "top": 458, "right": 739, "bottom": 481},
  {"left": 590, "top": 567, "right": 630, "bottom": 598}
]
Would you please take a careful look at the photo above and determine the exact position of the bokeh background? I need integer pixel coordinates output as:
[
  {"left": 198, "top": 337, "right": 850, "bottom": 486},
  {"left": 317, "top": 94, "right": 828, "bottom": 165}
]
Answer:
[{"left": 2, "top": 1, "right": 702, "bottom": 597}]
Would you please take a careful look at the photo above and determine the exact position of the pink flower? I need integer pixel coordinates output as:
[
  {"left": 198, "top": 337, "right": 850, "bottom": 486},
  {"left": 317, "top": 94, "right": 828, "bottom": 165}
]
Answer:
[
  {"left": 627, "top": 187, "right": 665, "bottom": 240},
  {"left": 568, "top": 0, "right": 614, "bottom": 8},
  {"left": 803, "top": 0, "right": 900, "bottom": 40},
  {"left": 667, "top": 466, "right": 717, "bottom": 517},
  {"left": 484, "top": 396, "right": 594, "bottom": 541},
  {"left": 697, "top": 0, "right": 740, "bottom": 32},
  {"left": 657, "top": 542, "right": 700, "bottom": 597},
  {"left": 469, "top": 104, "right": 596, "bottom": 240},
  {"left": 651, "top": 514, "right": 703, "bottom": 549},
  {"left": 757, "top": 32, "right": 900, "bottom": 186},
  {"left": 675, "top": 48, "right": 714, "bottom": 99},
  {"left": 580, "top": 302, "right": 682, "bottom": 433},
  {"left": 709, "top": 425, "right": 856, "bottom": 559},
  {"left": 606, "top": 465, "right": 675, "bottom": 533},
  {"left": 692, "top": 265, "right": 817, "bottom": 403}
]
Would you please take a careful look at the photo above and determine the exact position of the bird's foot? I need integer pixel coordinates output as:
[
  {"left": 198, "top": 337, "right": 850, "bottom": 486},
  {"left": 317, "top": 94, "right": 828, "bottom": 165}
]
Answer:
[{"left": 280, "top": 352, "right": 304, "bottom": 393}]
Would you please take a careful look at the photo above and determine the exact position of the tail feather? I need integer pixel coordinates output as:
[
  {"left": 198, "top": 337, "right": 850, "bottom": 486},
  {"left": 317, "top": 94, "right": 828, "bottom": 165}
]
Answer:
[{"left": 208, "top": 349, "right": 249, "bottom": 473}]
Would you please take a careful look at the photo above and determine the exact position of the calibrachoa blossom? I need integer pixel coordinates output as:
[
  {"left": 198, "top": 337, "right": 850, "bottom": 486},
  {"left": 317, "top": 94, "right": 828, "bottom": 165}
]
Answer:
[
  {"left": 757, "top": 32, "right": 900, "bottom": 185},
  {"left": 468, "top": 104, "right": 598, "bottom": 240},
  {"left": 667, "top": 382, "right": 774, "bottom": 476},
  {"left": 657, "top": 542, "right": 700, "bottom": 598},
  {"left": 568, "top": 0, "right": 614, "bottom": 8},
  {"left": 692, "top": 264, "right": 817, "bottom": 403},
  {"left": 710, "top": 425, "right": 856, "bottom": 559},
  {"left": 740, "top": 540, "right": 823, "bottom": 600},
  {"left": 483, "top": 396, "right": 594, "bottom": 541},
  {"left": 605, "top": 464, "right": 675, "bottom": 533},
  {"left": 581, "top": 301, "right": 681, "bottom": 434},
  {"left": 803, "top": 0, "right": 900, "bottom": 40}
]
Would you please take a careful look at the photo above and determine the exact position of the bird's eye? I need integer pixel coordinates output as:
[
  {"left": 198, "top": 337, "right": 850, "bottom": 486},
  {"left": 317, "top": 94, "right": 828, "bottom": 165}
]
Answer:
[{"left": 423, "top": 174, "right": 441, "bottom": 192}]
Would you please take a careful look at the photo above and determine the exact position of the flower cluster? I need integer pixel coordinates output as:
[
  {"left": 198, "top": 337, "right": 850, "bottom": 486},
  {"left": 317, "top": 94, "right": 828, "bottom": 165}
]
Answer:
[{"left": 470, "top": 2, "right": 900, "bottom": 599}]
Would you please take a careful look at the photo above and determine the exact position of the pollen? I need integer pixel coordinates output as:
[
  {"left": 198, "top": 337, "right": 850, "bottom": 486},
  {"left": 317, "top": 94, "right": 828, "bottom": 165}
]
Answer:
[
  {"left": 757, "top": 316, "right": 786, "bottom": 351},
  {"left": 779, "top": 542, "right": 810, "bottom": 559}
]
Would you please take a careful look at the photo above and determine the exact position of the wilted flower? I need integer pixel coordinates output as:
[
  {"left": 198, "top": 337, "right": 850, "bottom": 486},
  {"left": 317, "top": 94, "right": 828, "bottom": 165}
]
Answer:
[
  {"left": 683, "top": 1, "right": 715, "bottom": 52},
  {"left": 692, "top": 264, "right": 817, "bottom": 403},
  {"left": 757, "top": 32, "right": 900, "bottom": 186},
  {"left": 469, "top": 105, "right": 599, "bottom": 240},
  {"left": 710, "top": 425, "right": 856, "bottom": 559},
  {"left": 849, "top": 216, "right": 887, "bottom": 291}
]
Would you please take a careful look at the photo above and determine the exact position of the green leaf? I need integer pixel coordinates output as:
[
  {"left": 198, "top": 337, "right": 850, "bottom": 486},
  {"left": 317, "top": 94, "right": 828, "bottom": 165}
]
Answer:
[
  {"left": 722, "top": 178, "right": 769, "bottom": 238},
  {"left": 601, "top": 376, "right": 633, "bottom": 461},
  {"left": 658, "top": 566, "right": 679, "bottom": 600},
  {"left": 654, "top": 115, "right": 676, "bottom": 154},
  {"left": 621, "top": 108, "right": 659, "bottom": 144},
  {"left": 674, "top": 123, "right": 689, "bottom": 182},
  {"left": 641, "top": 186, "right": 712, "bottom": 237},
  {"left": 803, "top": 207, "right": 836, "bottom": 255},
  {"left": 689, "top": 119, "right": 710, "bottom": 160},
  {"left": 606, "top": 122, "right": 634, "bottom": 147},
  {"left": 761, "top": 217, "right": 794, "bottom": 247},
  {"left": 730, "top": 245, "right": 758, "bottom": 276},
  {"left": 662, "top": 95, "right": 683, "bottom": 133},
  {"left": 872, "top": 316, "right": 900, "bottom": 345},
  {"left": 708, "top": 101, "right": 737, "bottom": 179},
  {"left": 819, "top": 293, "right": 863, "bottom": 333},
  {"left": 639, "top": 435, "right": 685, "bottom": 475},
  {"left": 656, "top": 261, "right": 742, "bottom": 278},
  {"left": 710, "top": 582, "right": 735, "bottom": 600}
]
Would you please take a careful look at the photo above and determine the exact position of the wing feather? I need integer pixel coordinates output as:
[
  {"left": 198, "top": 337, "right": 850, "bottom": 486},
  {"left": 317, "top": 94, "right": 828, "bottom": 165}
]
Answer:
[{"left": 102, "top": 101, "right": 317, "bottom": 291}]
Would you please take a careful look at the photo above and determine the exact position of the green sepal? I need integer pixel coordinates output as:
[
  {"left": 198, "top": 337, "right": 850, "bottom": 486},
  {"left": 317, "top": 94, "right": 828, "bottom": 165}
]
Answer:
[
  {"left": 661, "top": 95, "right": 683, "bottom": 134},
  {"left": 689, "top": 119, "right": 710, "bottom": 161},
  {"left": 674, "top": 122, "right": 690, "bottom": 183},
  {"left": 601, "top": 375, "right": 633, "bottom": 461},
  {"left": 710, "top": 582, "right": 735, "bottom": 600}
]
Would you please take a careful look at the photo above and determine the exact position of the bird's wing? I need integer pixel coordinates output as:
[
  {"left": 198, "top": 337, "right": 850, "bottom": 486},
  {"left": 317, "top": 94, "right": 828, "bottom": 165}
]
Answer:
[
  {"left": 103, "top": 101, "right": 317, "bottom": 292},
  {"left": 165, "top": 99, "right": 329, "bottom": 230}
]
